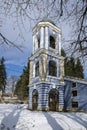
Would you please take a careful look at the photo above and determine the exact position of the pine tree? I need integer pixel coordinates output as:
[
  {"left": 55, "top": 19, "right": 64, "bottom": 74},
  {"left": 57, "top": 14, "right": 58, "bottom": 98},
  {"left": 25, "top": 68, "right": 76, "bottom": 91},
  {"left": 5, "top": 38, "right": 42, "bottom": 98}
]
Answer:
[
  {"left": 75, "top": 58, "right": 84, "bottom": 78},
  {"left": 15, "top": 62, "right": 29, "bottom": 100},
  {"left": 0, "top": 57, "right": 7, "bottom": 93},
  {"left": 68, "top": 57, "right": 76, "bottom": 77},
  {"left": 61, "top": 49, "right": 68, "bottom": 76},
  {"left": 61, "top": 49, "right": 84, "bottom": 78}
]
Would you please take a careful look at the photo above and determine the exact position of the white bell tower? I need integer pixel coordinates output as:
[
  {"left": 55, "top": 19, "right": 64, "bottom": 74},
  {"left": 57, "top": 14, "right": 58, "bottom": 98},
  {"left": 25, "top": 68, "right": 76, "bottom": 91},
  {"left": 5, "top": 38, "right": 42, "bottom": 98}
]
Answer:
[{"left": 29, "top": 20, "right": 65, "bottom": 111}]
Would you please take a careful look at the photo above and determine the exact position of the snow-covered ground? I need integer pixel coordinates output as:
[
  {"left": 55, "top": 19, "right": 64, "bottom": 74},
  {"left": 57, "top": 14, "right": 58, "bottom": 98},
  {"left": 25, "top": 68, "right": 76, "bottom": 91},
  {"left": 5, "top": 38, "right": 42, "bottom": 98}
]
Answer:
[{"left": 0, "top": 104, "right": 87, "bottom": 130}]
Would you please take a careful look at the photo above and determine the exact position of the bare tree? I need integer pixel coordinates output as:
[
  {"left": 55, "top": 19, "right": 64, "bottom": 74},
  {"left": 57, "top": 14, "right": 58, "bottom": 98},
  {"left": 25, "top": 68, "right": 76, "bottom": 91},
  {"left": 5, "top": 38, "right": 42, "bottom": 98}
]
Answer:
[
  {"left": 6, "top": 75, "right": 19, "bottom": 96},
  {"left": 0, "top": 0, "right": 87, "bottom": 58}
]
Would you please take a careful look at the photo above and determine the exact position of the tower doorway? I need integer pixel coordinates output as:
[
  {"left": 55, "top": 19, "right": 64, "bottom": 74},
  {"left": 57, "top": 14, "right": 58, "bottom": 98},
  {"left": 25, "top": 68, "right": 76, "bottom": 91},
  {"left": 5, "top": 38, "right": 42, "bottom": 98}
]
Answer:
[
  {"left": 32, "top": 89, "right": 38, "bottom": 110},
  {"left": 49, "top": 89, "right": 59, "bottom": 111}
]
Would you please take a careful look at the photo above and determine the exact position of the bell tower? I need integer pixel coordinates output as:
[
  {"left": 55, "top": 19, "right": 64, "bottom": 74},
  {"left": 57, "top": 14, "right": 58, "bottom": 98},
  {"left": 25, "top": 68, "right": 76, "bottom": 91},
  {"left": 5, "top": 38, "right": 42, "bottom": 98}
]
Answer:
[{"left": 29, "top": 20, "right": 65, "bottom": 111}]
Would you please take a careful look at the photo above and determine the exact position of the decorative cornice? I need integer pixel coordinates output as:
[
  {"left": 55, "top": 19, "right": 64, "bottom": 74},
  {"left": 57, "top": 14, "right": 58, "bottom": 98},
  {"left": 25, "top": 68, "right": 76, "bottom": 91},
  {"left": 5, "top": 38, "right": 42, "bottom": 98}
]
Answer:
[
  {"left": 33, "top": 22, "right": 61, "bottom": 35},
  {"left": 28, "top": 80, "right": 64, "bottom": 88},
  {"left": 29, "top": 48, "right": 65, "bottom": 61}
]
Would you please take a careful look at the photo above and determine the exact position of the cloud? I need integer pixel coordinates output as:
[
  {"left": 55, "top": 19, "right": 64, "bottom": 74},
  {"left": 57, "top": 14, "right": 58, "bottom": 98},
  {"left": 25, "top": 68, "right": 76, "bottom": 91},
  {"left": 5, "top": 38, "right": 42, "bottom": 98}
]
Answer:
[{"left": 0, "top": 31, "right": 32, "bottom": 77}]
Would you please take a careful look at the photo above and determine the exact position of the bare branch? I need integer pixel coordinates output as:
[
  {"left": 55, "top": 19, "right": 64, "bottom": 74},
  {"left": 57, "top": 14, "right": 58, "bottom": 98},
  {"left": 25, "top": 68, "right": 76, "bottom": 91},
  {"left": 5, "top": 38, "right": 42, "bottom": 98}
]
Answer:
[{"left": 0, "top": 33, "right": 23, "bottom": 52}]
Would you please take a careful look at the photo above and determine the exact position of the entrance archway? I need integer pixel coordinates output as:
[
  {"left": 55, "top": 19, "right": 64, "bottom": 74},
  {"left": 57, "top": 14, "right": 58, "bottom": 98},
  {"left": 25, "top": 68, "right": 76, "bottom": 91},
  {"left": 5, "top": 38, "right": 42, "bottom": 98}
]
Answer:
[
  {"left": 32, "top": 89, "right": 38, "bottom": 110},
  {"left": 49, "top": 89, "right": 59, "bottom": 111}
]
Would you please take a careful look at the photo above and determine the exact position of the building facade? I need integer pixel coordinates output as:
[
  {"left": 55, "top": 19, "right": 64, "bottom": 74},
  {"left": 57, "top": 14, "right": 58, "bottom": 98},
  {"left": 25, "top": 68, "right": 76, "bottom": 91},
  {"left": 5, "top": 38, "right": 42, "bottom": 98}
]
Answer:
[
  {"left": 64, "top": 77, "right": 87, "bottom": 111},
  {"left": 28, "top": 20, "right": 87, "bottom": 111}
]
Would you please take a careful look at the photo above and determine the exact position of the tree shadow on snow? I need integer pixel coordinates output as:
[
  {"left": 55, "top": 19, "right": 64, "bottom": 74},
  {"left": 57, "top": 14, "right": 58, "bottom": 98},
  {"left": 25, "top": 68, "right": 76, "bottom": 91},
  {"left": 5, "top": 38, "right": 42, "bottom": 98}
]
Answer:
[
  {"left": 61, "top": 112, "right": 87, "bottom": 129},
  {"left": 0, "top": 104, "right": 23, "bottom": 130},
  {"left": 43, "top": 112, "right": 63, "bottom": 130}
]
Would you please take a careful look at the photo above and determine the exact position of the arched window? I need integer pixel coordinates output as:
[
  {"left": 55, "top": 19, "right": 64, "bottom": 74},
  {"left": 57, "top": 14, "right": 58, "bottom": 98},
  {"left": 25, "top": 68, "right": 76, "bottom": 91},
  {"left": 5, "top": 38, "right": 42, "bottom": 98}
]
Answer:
[
  {"left": 50, "top": 36, "right": 55, "bottom": 49},
  {"left": 49, "top": 60, "right": 57, "bottom": 76},
  {"left": 35, "top": 61, "right": 39, "bottom": 77},
  {"left": 38, "top": 38, "right": 40, "bottom": 48}
]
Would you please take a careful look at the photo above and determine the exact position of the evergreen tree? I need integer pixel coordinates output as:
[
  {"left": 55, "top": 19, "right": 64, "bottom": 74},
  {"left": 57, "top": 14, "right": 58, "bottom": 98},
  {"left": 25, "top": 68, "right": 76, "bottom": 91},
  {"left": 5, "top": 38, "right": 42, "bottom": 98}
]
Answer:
[
  {"left": 75, "top": 58, "right": 84, "bottom": 78},
  {"left": 15, "top": 62, "right": 29, "bottom": 100},
  {"left": 61, "top": 49, "right": 66, "bottom": 57},
  {"left": 61, "top": 49, "right": 84, "bottom": 78},
  {"left": 61, "top": 49, "right": 68, "bottom": 76},
  {"left": 68, "top": 57, "right": 76, "bottom": 77},
  {"left": 0, "top": 57, "right": 7, "bottom": 93}
]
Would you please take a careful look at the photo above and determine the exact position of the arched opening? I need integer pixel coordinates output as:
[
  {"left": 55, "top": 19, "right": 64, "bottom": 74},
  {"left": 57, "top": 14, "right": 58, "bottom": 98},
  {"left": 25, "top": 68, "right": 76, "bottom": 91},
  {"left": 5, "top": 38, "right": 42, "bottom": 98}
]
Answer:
[
  {"left": 49, "top": 89, "right": 59, "bottom": 111},
  {"left": 35, "top": 61, "right": 39, "bottom": 77},
  {"left": 32, "top": 89, "right": 38, "bottom": 110},
  {"left": 38, "top": 38, "right": 40, "bottom": 48},
  {"left": 49, "top": 60, "right": 57, "bottom": 77},
  {"left": 50, "top": 36, "right": 56, "bottom": 49}
]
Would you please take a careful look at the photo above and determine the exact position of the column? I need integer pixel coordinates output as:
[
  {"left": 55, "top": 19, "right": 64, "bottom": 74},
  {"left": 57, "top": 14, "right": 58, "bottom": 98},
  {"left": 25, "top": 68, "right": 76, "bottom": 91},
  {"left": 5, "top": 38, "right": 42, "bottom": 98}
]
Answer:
[
  {"left": 45, "top": 26, "right": 49, "bottom": 50},
  {"left": 56, "top": 35, "right": 59, "bottom": 52},
  {"left": 59, "top": 89, "right": 64, "bottom": 111},
  {"left": 32, "top": 35, "right": 35, "bottom": 54},
  {"left": 29, "top": 87, "right": 33, "bottom": 110},
  {"left": 40, "top": 27, "right": 44, "bottom": 48},
  {"left": 37, "top": 84, "right": 49, "bottom": 111},
  {"left": 40, "top": 54, "right": 47, "bottom": 81},
  {"left": 29, "top": 60, "right": 33, "bottom": 85},
  {"left": 60, "top": 59, "right": 64, "bottom": 83},
  {"left": 59, "top": 34, "right": 61, "bottom": 55},
  {"left": 33, "top": 63, "right": 35, "bottom": 78},
  {"left": 34, "top": 34, "right": 38, "bottom": 51}
]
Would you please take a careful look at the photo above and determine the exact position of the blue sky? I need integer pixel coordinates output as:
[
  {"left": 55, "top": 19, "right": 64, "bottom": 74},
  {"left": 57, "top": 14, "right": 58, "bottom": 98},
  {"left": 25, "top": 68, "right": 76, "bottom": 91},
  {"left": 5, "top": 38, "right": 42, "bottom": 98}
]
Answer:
[
  {"left": 0, "top": 16, "right": 33, "bottom": 77},
  {"left": 0, "top": 14, "right": 87, "bottom": 79}
]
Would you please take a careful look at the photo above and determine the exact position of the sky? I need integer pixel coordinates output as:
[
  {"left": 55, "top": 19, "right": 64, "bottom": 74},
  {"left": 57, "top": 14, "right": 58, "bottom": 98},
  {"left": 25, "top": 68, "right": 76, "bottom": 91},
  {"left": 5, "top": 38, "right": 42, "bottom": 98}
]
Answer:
[
  {"left": 0, "top": 15, "right": 33, "bottom": 77},
  {"left": 0, "top": 8, "right": 87, "bottom": 79}
]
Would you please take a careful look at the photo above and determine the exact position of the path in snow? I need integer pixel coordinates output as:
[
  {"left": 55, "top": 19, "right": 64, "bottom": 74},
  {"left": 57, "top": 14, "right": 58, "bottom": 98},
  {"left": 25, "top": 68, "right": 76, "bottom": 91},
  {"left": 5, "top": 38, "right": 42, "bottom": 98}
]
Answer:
[{"left": 0, "top": 104, "right": 87, "bottom": 130}]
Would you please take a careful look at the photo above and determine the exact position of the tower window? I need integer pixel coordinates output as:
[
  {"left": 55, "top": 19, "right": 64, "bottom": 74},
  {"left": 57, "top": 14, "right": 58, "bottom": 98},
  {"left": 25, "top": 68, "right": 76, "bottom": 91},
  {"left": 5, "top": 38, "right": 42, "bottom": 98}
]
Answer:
[
  {"left": 72, "top": 101, "right": 78, "bottom": 108},
  {"left": 35, "top": 61, "right": 39, "bottom": 77},
  {"left": 38, "top": 38, "right": 40, "bottom": 48},
  {"left": 72, "top": 82, "right": 76, "bottom": 88},
  {"left": 49, "top": 60, "right": 57, "bottom": 77},
  {"left": 72, "top": 90, "right": 77, "bottom": 97},
  {"left": 50, "top": 36, "right": 55, "bottom": 49}
]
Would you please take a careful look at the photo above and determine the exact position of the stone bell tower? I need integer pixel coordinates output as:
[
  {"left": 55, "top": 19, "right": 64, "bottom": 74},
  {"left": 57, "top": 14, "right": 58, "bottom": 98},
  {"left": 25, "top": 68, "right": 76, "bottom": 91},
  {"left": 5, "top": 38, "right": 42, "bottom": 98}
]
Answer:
[{"left": 28, "top": 20, "right": 65, "bottom": 111}]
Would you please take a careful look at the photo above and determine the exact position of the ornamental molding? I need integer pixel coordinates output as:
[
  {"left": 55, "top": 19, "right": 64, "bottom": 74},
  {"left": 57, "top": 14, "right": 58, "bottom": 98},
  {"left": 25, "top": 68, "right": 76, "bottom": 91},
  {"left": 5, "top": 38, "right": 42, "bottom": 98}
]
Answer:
[
  {"left": 29, "top": 49, "right": 65, "bottom": 61},
  {"left": 33, "top": 22, "right": 61, "bottom": 35}
]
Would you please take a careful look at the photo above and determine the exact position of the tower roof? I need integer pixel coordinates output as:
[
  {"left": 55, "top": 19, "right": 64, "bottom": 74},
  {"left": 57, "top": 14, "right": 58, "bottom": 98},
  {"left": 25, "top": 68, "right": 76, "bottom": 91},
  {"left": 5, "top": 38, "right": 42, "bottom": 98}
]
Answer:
[
  {"left": 33, "top": 19, "right": 61, "bottom": 34},
  {"left": 40, "top": 18, "right": 56, "bottom": 26}
]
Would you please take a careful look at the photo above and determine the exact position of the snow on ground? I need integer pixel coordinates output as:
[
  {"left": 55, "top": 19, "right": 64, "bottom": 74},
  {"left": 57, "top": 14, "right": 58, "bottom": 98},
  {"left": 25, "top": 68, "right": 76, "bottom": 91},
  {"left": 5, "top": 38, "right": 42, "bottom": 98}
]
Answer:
[{"left": 0, "top": 104, "right": 87, "bottom": 130}]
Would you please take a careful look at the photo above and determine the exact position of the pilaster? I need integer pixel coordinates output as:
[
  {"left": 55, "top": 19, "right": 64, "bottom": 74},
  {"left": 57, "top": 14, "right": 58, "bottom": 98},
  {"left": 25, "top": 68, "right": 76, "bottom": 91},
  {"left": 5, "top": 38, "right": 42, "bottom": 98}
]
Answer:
[
  {"left": 59, "top": 89, "right": 64, "bottom": 111},
  {"left": 39, "top": 53, "right": 47, "bottom": 81},
  {"left": 59, "top": 34, "right": 61, "bottom": 55},
  {"left": 34, "top": 34, "right": 38, "bottom": 51},
  {"left": 29, "top": 60, "right": 33, "bottom": 85},
  {"left": 32, "top": 35, "right": 35, "bottom": 54},
  {"left": 40, "top": 27, "right": 44, "bottom": 48},
  {"left": 60, "top": 59, "right": 64, "bottom": 82},
  {"left": 45, "top": 26, "right": 49, "bottom": 50}
]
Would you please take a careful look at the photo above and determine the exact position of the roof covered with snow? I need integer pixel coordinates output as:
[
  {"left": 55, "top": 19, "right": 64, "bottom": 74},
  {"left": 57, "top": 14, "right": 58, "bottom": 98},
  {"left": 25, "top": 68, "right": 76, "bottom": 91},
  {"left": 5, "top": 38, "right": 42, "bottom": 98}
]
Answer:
[{"left": 64, "top": 76, "right": 87, "bottom": 84}]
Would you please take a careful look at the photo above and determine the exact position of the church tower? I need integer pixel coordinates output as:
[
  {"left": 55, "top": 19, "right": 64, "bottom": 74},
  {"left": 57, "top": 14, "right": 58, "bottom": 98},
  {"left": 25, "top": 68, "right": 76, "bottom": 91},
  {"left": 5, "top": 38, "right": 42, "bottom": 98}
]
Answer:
[{"left": 28, "top": 20, "right": 65, "bottom": 111}]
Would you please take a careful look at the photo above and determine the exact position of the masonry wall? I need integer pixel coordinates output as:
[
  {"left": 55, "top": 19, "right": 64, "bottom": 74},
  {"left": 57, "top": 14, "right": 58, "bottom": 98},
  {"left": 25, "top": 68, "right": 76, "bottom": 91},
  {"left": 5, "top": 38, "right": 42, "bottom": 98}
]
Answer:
[
  {"left": 29, "top": 82, "right": 64, "bottom": 111},
  {"left": 64, "top": 79, "right": 87, "bottom": 111}
]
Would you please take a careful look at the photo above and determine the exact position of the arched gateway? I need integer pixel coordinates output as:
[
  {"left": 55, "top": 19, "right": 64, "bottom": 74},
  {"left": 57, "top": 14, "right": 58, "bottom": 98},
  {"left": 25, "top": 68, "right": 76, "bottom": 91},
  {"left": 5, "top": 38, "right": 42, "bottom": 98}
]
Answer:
[
  {"left": 28, "top": 20, "right": 65, "bottom": 111},
  {"left": 49, "top": 89, "right": 59, "bottom": 111},
  {"left": 32, "top": 89, "right": 38, "bottom": 110}
]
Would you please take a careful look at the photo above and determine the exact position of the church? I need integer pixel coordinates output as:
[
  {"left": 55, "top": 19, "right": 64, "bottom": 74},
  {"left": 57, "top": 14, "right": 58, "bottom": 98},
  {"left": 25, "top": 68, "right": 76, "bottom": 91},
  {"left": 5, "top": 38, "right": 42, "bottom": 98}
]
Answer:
[{"left": 28, "top": 20, "right": 87, "bottom": 111}]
